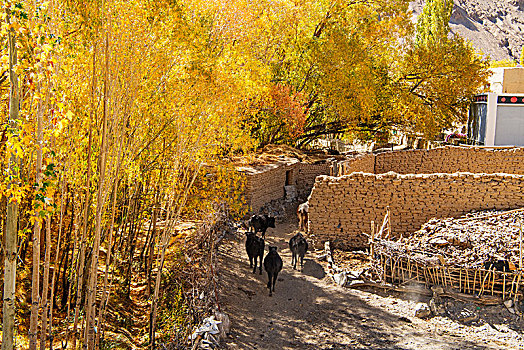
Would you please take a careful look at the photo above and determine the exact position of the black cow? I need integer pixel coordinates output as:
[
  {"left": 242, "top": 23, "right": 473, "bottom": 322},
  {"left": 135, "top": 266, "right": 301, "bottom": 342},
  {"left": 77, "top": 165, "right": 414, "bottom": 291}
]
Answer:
[
  {"left": 245, "top": 232, "right": 264, "bottom": 274},
  {"left": 248, "top": 214, "right": 275, "bottom": 239},
  {"left": 263, "top": 246, "right": 283, "bottom": 296},
  {"left": 289, "top": 232, "right": 308, "bottom": 271},
  {"left": 484, "top": 259, "right": 511, "bottom": 272}
]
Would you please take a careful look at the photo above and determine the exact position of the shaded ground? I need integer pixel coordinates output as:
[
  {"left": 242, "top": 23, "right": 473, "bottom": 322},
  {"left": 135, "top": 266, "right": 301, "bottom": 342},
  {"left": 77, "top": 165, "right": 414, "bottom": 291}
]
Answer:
[{"left": 217, "top": 219, "right": 521, "bottom": 349}]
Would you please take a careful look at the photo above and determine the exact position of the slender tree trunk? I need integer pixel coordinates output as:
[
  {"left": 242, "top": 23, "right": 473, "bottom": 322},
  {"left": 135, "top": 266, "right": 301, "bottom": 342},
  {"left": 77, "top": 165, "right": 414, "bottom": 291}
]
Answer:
[
  {"left": 39, "top": 217, "right": 52, "bottom": 350},
  {"left": 48, "top": 180, "right": 67, "bottom": 348},
  {"left": 72, "top": 130, "right": 93, "bottom": 350},
  {"left": 29, "top": 46, "right": 46, "bottom": 350},
  {"left": 146, "top": 203, "right": 158, "bottom": 297},
  {"left": 150, "top": 161, "right": 202, "bottom": 349},
  {"left": 96, "top": 178, "right": 118, "bottom": 348},
  {"left": 64, "top": 199, "right": 80, "bottom": 347},
  {"left": 96, "top": 132, "right": 124, "bottom": 348},
  {"left": 2, "top": 15, "right": 19, "bottom": 350},
  {"left": 85, "top": 34, "right": 110, "bottom": 350},
  {"left": 72, "top": 41, "right": 97, "bottom": 350}
]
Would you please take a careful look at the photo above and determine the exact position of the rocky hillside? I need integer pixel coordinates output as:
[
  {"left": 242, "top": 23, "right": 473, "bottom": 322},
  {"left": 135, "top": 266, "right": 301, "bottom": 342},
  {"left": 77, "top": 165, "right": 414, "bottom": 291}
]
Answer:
[{"left": 410, "top": 0, "right": 524, "bottom": 61}]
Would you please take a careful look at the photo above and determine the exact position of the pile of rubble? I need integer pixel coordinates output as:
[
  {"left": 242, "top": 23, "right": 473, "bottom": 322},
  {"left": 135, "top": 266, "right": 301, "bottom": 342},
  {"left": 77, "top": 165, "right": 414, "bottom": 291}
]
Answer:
[{"left": 382, "top": 208, "right": 524, "bottom": 269}]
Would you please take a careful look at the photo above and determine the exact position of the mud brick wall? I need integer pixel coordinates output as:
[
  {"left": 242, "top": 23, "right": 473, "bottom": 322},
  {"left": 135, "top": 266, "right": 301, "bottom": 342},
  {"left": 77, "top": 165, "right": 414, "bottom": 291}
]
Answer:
[
  {"left": 338, "top": 147, "right": 524, "bottom": 176},
  {"left": 241, "top": 161, "right": 330, "bottom": 213},
  {"left": 242, "top": 163, "right": 295, "bottom": 213},
  {"left": 296, "top": 163, "right": 332, "bottom": 200},
  {"left": 338, "top": 154, "right": 375, "bottom": 175},
  {"left": 308, "top": 172, "right": 524, "bottom": 249}
]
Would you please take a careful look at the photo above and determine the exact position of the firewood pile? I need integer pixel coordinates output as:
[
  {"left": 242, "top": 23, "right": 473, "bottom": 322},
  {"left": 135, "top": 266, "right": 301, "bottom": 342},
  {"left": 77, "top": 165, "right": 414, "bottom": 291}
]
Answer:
[
  {"left": 370, "top": 208, "right": 524, "bottom": 303},
  {"left": 375, "top": 208, "right": 524, "bottom": 269}
]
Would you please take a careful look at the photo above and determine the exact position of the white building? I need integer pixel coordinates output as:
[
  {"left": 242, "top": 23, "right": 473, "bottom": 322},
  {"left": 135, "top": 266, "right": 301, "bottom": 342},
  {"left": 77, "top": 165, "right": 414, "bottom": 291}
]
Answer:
[{"left": 468, "top": 67, "right": 524, "bottom": 146}]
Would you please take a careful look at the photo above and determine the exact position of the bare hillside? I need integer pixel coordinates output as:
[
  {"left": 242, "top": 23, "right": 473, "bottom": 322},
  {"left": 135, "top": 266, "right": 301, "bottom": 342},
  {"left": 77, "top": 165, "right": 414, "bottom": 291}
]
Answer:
[{"left": 410, "top": 0, "right": 524, "bottom": 61}]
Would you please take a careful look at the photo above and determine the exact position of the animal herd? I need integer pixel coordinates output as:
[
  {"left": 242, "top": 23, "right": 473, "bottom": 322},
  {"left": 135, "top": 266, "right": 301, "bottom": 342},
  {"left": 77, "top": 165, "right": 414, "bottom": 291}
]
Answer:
[{"left": 244, "top": 210, "right": 309, "bottom": 296}]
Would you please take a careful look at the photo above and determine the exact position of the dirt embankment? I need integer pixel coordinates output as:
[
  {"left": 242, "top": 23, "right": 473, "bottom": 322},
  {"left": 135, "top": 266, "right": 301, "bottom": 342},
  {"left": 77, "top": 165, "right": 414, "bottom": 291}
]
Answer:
[{"left": 217, "top": 219, "right": 523, "bottom": 349}]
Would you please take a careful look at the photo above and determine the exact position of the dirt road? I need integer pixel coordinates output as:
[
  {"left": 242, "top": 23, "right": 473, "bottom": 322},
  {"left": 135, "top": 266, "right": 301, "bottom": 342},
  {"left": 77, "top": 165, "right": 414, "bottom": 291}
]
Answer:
[{"left": 218, "top": 219, "right": 522, "bottom": 349}]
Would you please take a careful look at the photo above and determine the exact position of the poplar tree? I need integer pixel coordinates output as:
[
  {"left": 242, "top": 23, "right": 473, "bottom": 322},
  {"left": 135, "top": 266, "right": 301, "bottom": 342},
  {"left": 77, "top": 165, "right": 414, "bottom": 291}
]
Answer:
[
  {"left": 415, "top": 0, "right": 453, "bottom": 45},
  {"left": 2, "top": 8, "right": 20, "bottom": 350}
]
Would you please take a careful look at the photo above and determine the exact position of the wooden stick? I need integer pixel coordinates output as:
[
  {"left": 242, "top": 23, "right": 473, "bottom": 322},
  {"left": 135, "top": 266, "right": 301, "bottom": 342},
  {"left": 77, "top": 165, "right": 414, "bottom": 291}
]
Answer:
[
  {"left": 391, "top": 257, "right": 395, "bottom": 284},
  {"left": 503, "top": 272, "right": 506, "bottom": 299},
  {"left": 491, "top": 269, "right": 496, "bottom": 296},
  {"left": 386, "top": 205, "right": 391, "bottom": 237},
  {"left": 517, "top": 220, "right": 524, "bottom": 303},
  {"left": 473, "top": 270, "right": 477, "bottom": 294},
  {"left": 370, "top": 221, "right": 375, "bottom": 258},
  {"left": 510, "top": 274, "right": 518, "bottom": 298},
  {"left": 480, "top": 270, "right": 492, "bottom": 297},
  {"left": 423, "top": 267, "right": 429, "bottom": 287}
]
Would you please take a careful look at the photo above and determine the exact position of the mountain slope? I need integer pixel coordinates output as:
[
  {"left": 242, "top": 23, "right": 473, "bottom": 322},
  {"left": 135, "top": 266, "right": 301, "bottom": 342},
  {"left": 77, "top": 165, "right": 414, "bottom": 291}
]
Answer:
[{"left": 410, "top": 0, "right": 524, "bottom": 61}]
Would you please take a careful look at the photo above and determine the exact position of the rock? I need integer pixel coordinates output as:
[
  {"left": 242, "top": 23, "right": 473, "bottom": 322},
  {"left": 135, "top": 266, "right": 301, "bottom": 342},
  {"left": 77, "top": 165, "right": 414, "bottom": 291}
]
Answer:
[
  {"left": 431, "top": 285, "right": 444, "bottom": 295},
  {"left": 457, "top": 309, "right": 478, "bottom": 324},
  {"left": 215, "top": 311, "right": 230, "bottom": 339},
  {"left": 333, "top": 271, "right": 347, "bottom": 286},
  {"left": 504, "top": 299, "right": 514, "bottom": 309},
  {"left": 429, "top": 297, "right": 446, "bottom": 316},
  {"left": 430, "top": 238, "right": 450, "bottom": 247},
  {"left": 415, "top": 303, "right": 432, "bottom": 318},
  {"left": 496, "top": 324, "right": 511, "bottom": 333}
]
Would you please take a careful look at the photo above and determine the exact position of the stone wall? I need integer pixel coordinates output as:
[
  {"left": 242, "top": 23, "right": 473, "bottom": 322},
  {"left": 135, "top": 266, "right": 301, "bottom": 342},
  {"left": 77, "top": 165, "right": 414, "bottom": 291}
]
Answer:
[
  {"left": 308, "top": 172, "right": 524, "bottom": 249},
  {"left": 240, "top": 160, "right": 331, "bottom": 213},
  {"left": 338, "top": 147, "right": 524, "bottom": 176}
]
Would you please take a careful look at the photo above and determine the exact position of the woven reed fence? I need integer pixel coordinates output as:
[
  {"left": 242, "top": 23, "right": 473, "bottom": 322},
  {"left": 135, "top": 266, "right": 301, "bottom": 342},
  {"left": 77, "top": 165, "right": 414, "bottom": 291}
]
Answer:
[
  {"left": 374, "top": 252, "right": 524, "bottom": 302},
  {"left": 366, "top": 208, "right": 524, "bottom": 304}
]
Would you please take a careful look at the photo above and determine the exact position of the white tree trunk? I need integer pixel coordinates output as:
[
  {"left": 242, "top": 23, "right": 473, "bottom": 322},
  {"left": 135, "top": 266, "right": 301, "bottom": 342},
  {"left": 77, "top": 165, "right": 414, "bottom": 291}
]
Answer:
[
  {"left": 39, "top": 217, "right": 52, "bottom": 350},
  {"left": 2, "top": 15, "right": 19, "bottom": 350}
]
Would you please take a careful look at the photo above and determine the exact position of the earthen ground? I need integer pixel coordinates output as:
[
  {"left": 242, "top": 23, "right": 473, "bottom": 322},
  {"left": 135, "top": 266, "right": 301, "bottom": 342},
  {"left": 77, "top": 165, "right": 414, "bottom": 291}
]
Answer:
[{"left": 218, "top": 218, "right": 523, "bottom": 350}]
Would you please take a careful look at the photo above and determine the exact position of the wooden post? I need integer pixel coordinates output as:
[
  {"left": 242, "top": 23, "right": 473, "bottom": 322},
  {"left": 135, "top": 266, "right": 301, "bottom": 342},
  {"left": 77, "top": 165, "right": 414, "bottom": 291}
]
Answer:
[
  {"left": 386, "top": 206, "right": 391, "bottom": 238},
  {"left": 515, "top": 221, "right": 523, "bottom": 304},
  {"left": 370, "top": 221, "right": 375, "bottom": 258},
  {"left": 519, "top": 221, "right": 522, "bottom": 271}
]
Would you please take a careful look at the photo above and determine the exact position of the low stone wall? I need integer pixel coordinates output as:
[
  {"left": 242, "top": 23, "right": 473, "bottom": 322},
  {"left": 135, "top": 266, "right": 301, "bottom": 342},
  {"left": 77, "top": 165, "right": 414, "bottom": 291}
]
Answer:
[
  {"left": 240, "top": 160, "right": 331, "bottom": 213},
  {"left": 338, "top": 146, "right": 524, "bottom": 176},
  {"left": 308, "top": 172, "right": 524, "bottom": 249}
]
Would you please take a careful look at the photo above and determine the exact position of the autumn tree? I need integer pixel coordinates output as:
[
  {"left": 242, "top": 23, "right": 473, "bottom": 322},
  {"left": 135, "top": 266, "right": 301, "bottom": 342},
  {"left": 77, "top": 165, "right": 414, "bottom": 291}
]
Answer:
[
  {"left": 415, "top": 0, "right": 453, "bottom": 45},
  {"left": 395, "top": 0, "right": 489, "bottom": 136}
]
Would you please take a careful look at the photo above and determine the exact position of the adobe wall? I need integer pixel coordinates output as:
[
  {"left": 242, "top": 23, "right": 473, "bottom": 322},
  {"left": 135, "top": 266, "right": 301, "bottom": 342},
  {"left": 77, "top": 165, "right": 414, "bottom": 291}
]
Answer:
[
  {"left": 308, "top": 172, "right": 524, "bottom": 249},
  {"left": 338, "top": 146, "right": 524, "bottom": 176},
  {"left": 296, "top": 163, "right": 332, "bottom": 200},
  {"left": 240, "top": 161, "right": 331, "bottom": 213}
]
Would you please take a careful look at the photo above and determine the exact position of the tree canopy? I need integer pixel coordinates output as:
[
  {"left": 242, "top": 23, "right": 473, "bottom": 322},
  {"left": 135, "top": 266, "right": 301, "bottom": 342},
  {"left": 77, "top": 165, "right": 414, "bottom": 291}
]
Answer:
[{"left": 0, "top": 0, "right": 490, "bottom": 348}]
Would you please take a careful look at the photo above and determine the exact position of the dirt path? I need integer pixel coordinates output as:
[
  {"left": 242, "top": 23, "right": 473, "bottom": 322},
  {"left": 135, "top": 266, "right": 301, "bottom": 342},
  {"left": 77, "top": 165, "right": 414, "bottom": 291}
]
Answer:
[{"left": 218, "top": 219, "right": 522, "bottom": 350}]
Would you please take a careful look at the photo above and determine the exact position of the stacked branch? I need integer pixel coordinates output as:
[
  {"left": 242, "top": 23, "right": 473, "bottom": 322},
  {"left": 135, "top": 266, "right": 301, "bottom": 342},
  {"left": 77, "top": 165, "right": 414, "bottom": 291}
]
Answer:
[{"left": 371, "top": 209, "right": 524, "bottom": 302}]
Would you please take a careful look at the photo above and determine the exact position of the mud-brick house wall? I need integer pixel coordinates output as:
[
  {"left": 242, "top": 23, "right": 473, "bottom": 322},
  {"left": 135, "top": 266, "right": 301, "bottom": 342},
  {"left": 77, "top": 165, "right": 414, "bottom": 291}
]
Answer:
[
  {"left": 238, "top": 158, "right": 332, "bottom": 214},
  {"left": 337, "top": 146, "right": 524, "bottom": 176},
  {"left": 308, "top": 172, "right": 524, "bottom": 249}
]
